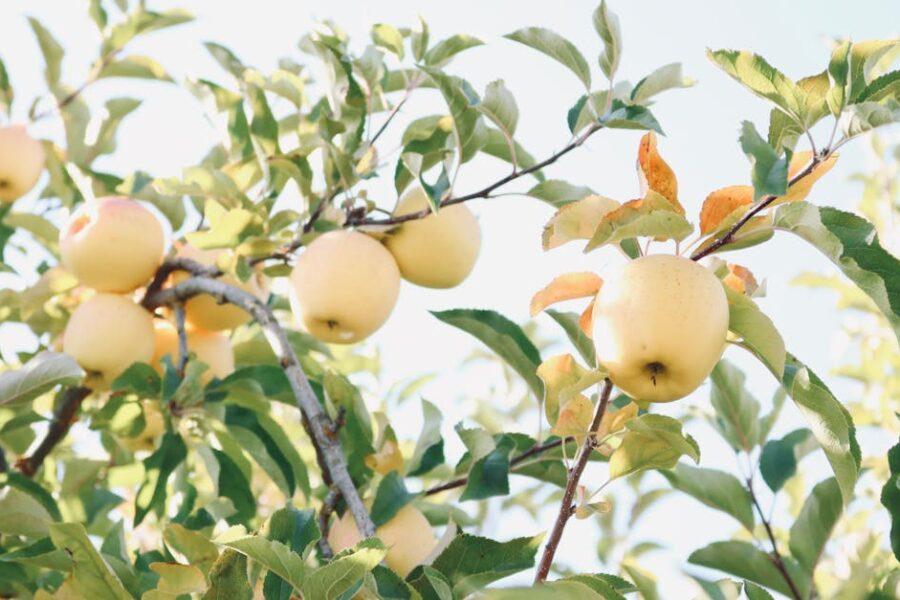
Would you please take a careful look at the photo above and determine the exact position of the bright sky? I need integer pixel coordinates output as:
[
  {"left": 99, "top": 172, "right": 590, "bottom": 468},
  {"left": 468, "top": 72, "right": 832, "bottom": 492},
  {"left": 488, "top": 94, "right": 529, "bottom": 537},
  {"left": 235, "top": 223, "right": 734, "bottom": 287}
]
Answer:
[{"left": 1, "top": 0, "right": 898, "bottom": 596}]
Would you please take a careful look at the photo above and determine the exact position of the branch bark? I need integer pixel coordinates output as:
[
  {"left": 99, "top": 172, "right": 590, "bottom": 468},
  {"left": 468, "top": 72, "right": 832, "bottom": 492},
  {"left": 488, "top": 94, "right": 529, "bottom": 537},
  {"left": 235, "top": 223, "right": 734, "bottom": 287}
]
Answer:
[
  {"left": 534, "top": 378, "right": 613, "bottom": 583},
  {"left": 142, "top": 273, "right": 377, "bottom": 538},
  {"left": 16, "top": 386, "right": 91, "bottom": 478}
]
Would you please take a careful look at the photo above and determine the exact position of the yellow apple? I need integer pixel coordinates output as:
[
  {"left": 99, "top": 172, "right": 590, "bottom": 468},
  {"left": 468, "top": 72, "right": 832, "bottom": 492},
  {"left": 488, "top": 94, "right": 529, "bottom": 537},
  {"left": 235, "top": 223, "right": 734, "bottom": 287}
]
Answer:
[
  {"left": 0, "top": 125, "right": 45, "bottom": 203},
  {"left": 60, "top": 197, "right": 166, "bottom": 292},
  {"left": 151, "top": 320, "right": 234, "bottom": 383},
  {"left": 328, "top": 503, "right": 437, "bottom": 577},
  {"left": 63, "top": 293, "right": 156, "bottom": 386},
  {"left": 384, "top": 188, "right": 481, "bottom": 288},
  {"left": 119, "top": 401, "right": 165, "bottom": 453},
  {"left": 290, "top": 230, "right": 400, "bottom": 344},
  {"left": 592, "top": 254, "right": 729, "bottom": 402},
  {"left": 172, "top": 243, "right": 268, "bottom": 331}
]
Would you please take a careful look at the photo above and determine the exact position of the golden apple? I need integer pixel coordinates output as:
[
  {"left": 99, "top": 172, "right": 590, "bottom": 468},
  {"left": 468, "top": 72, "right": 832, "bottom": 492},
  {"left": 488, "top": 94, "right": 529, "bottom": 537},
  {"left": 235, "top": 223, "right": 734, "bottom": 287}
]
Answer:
[
  {"left": 0, "top": 125, "right": 45, "bottom": 203},
  {"left": 592, "top": 254, "right": 728, "bottom": 402},
  {"left": 60, "top": 197, "right": 165, "bottom": 292},
  {"left": 290, "top": 230, "right": 400, "bottom": 344},
  {"left": 328, "top": 503, "right": 437, "bottom": 577},
  {"left": 384, "top": 188, "right": 481, "bottom": 288},
  {"left": 63, "top": 293, "right": 155, "bottom": 386},
  {"left": 151, "top": 320, "right": 234, "bottom": 383},
  {"left": 173, "top": 243, "right": 268, "bottom": 331},
  {"left": 119, "top": 401, "right": 165, "bottom": 453}
]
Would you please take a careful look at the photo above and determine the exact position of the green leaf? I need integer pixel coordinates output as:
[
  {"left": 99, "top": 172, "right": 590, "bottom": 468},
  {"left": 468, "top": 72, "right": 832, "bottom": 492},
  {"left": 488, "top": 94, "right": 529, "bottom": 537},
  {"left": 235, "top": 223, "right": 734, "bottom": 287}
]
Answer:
[
  {"left": 767, "top": 108, "right": 802, "bottom": 153},
  {"left": 203, "top": 549, "right": 252, "bottom": 600},
  {"left": 773, "top": 202, "right": 900, "bottom": 343},
  {"left": 225, "top": 405, "right": 298, "bottom": 497},
  {"left": 460, "top": 435, "right": 515, "bottom": 501},
  {"left": 660, "top": 463, "right": 754, "bottom": 531},
  {"left": 424, "top": 34, "right": 484, "bottom": 67},
  {"left": 303, "top": 538, "right": 386, "bottom": 599},
  {"left": 0, "top": 56, "right": 12, "bottom": 116},
  {"left": 134, "top": 432, "right": 187, "bottom": 526},
  {"left": 98, "top": 55, "right": 173, "bottom": 81},
  {"left": 264, "top": 508, "right": 320, "bottom": 599},
  {"left": 475, "top": 80, "right": 518, "bottom": 137},
  {"left": 504, "top": 27, "right": 591, "bottom": 89},
  {"left": 631, "top": 63, "right": 694, "bottom": 104},
  {"left": 27, "top": 18, "right": 64, "bottom": 86},
  {"left": 724, "top": 286, "right": 786, "bottom": 377},
  {"left": 163, "top": 524, "right": 219, "bottom": 575},
  {"left": 0, "top": 487, "right": 54, "bottom": 538},
  {"left": 788, "top": 477, "right": 842, "bottom": 573},
  {"left": 739, "top": 121, "right": 788, "bottom": 201},
  {"left": 526, "top": 179, "right": 595, "bottom": 206},
  {"left": 759, "top": 428, "right": 816, "bottom": 493},
  {"left": 882, "top": 442, "right": 900, "bottom": 561},
  {"left": 609, "top": 414, "right": 700, "bottom": 480},
  {"left": 371, "top": 24, "right": 405, "bottom": 59},
  {"left": 49, "top": 522, "right": 131, "bottom": 600},
  {"left": 226, "top": 537, "right": 310, "bottom": 591},
  {"left": 432, "top": 309, "right": 543, "bottom": 399},
  {"left": 246, "top": 85, "right": 281, "bottom": 157},
  {"left": 0, "top": 352, "right": 84, "bottom": 407},
  {"left": 708, "top": 360, "right": 761, "bottom": 451},
  {"left": 0, "top": 472, "right": 62, "bottom": 521},
  {"left": 688, "top": 541, "right": 810, "bottom": 598},
  {"left": 430, "top": 532, "right": 542, "bottom": 597},
  {"left": 600, "top": 99, "right": 664, "bottom": 133},
  {"left": 411, "top": 16, "right": 429, "bottom": 62},
  {"left": 840, "top": 99, "right": 900, "bottom": 137},
  {"left": 743, "top": 581, "right": 775, "bottom": 600},
  {"left": 856, "top": 69, "right": 900, "bottom": 103},
  {"left": 545, "top": 309, "right": 596, "bottom": 365},
  {"left": 212, "top": 448, "right": 256, "bottom": 526},
  {"left": 707, "top": 49, "right": 804, "bottom": 120},
  {"left": 420, "top": 68, "right": 482, "bottom": 166},
  {"left": 592, "top": 1, "right": 622, "bottom": 81},
  {"left": 777, "top": 354, "right": 860, "bottom": 504},
  {"left": 847, "top": 39, "right": 900, "bottom": 102},
  {"left": 586, "top": 192, "right": 693, "bottom": 251},
  {"left": 407, "top": 399, "right": 445, "bottom": 477},
  {"left": 204, "top": 41, "right": 246, "bottom": 78},
  {"left": 371, "top": 472, "right": 415, "bottom": 526}
]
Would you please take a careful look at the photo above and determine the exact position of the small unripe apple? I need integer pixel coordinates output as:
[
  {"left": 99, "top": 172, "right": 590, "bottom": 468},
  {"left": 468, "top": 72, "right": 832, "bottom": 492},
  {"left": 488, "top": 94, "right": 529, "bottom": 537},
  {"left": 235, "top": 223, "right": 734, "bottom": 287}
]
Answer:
[
  {"left": 60, "top": 197, "right": 165, "bottom": 292},
  {"left": 119, "top": 401, "right": 165, "bottom": 453},
  {"left": 0, "top": 125, "right": 45, "bottom": 203},
  {"left": 384, "top": 188, "right": 481, "bottom": 288},
  {"left": 151, "top": 320, "right": 235, "bottom": 383},
  {"left": 328, "top": 503, "right": 437, "bottom": 577},
  {"left": 592, "top": 254, "right": 729, "bottom": 402},
  {"left": 172, "top": 243, "right": 268, "bottom": 332},
  {"left": 290, "top": 230, "right": 400, "bottom": 344},
  {"left": 63, "top": 293, "right": 156, "bottom": 386}
]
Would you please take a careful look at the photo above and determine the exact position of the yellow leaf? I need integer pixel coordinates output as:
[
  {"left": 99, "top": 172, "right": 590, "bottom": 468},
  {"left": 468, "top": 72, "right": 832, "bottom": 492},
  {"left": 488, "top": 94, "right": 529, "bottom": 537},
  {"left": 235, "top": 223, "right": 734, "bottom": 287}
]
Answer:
[
  {"left": 537, "top": 354, "right": 588, "bottom": 423},
  {"left": 637, "top": 132, "right": 683, "bottom": 215},
  {"left": 365, "top": 439, "right": 404, "bottom": 475},
  {"left": 542, "top": 194, "right": 620, "bottom": 250},
  {"left": 774, "top": 151, "right": 838, "bottom": 205},
  {"left": 530, "top": 272, "right": 602, "bottom": 316},
  {"left": 722, "top": 263, "right": 759, "bottom": 296},
  {"left": 579, "top": 298, "right": 595, "bottom": 338},
  {"left": 699, "top": 185, "right": 753, "bottom": 234},
  {"left": 550, "top": 394, "right": 594, "bottom": 444},
  {"left": 597, "top": 401, "right": 639, "bottom": 438}
]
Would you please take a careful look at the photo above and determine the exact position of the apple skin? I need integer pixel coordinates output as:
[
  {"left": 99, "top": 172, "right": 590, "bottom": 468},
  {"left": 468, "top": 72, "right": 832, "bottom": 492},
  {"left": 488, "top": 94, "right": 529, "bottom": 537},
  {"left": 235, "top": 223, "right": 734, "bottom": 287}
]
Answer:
[
  {"left": 592, "top": 254, "right": 729, "bottom": 402},
  {"left": 0, "top": 125, "right": 45, "bottom": 203},
  {"left": 63, "top": 293, "right": 156, "bottom": 386},
  {"left": 327, "top": 503, "right": 437, "bottom": 577},
  {"left": 60, "top": 197, "right": 165, "bottom": 292},
  {"left": 173, "top": 243, "right": 268, "bottom": 331},
  {"left": 384, "top": 188, "right": 481, "bottom": 288},
  {"left": 290, "top": 230, "right": 400, "bottom": 344},
  {"left": 151, "top": 320, "right": 234, "bottom": 383}
]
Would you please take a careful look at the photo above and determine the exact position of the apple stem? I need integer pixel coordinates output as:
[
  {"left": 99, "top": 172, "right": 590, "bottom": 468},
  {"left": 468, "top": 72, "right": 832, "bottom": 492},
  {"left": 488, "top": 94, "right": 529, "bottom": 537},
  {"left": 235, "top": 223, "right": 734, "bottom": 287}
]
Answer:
[{"left": 534, "top": 378, "right": 613, "bottom": 583}]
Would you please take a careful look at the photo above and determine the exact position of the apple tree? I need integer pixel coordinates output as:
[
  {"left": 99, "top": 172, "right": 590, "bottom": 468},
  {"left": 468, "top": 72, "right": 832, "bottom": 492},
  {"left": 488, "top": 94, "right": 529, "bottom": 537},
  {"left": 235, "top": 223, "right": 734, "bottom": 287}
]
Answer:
[{"left": 0, "top": 1, "right": 898, "bottom": 598}]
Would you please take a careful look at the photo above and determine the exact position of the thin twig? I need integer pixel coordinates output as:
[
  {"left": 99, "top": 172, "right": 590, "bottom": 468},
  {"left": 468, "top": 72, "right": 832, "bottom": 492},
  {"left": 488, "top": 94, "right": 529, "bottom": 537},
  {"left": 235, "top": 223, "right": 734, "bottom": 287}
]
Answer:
[
  {"left": 173, "top": 304, "right": 189, "bottom": 376},
  {"left": 746, "top": 475, "right": 804, "bottom": 600},
  {"left": 16, "top": 386, "right": 91, "bottom": 477},
  {"left": 31, "top": 52, "right": 116, "bottom": 123},
  {"left": 534, "top": 379, "right": 613, "bottom": 583}
]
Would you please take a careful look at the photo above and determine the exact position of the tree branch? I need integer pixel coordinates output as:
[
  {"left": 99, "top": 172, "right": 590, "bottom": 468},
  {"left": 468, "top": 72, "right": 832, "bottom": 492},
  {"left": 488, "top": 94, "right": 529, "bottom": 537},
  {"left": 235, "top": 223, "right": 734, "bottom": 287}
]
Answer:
[
  {"left": 317, "top": 488, "right": 340, "bottom": 559},
  {"left": 142, "top": 274, "right": 377, "bottom": 538},
  {"left": 16, "top": 386, "right": 91, "bottom": 478},
  {"left": 746, "top": 475, "right": 804, "bottom": 600},
  {"left": 173, "top": 304, "right": 189, "bottom": 376},
  {"left": 534, "top": 378, "right": 613, "bottom": 583}
]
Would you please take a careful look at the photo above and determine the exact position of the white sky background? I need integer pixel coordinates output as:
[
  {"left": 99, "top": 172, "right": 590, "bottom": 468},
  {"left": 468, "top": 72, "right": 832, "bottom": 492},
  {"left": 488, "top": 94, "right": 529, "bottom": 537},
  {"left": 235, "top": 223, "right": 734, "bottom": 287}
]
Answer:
[{"left": 1, "top": 0, "right": 898, "bottom": 596}]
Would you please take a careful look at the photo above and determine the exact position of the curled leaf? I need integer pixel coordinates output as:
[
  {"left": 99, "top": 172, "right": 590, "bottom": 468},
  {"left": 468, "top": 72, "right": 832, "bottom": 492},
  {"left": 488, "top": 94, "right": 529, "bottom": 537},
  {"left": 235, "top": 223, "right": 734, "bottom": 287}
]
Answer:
[
  {"left": 586, "top": 191, "right": 693, "bottom": 251},
  {"left": 637, "top": 132, "right": 683, "bottom": 214},
  {"left": 365, "top": 439, "right": 404, "bottom": 475},
  {"left": 598, "top": 401, "right": 639, "bottom": 438},
  {"left": 699, "top": 185, "right": 753, "bottom": 234},
  {"left": 530, "top": 272, "right": 602, "bottom": 316},
  {"left": 774, "top": 151, "right": 838, "bottom": 205},
  {"left": 550, "top": 394, "right": 594, "bottom": 444},
  {"left": 579, "top": 298, "right": 596, "bottom": 339},
  {"left": 537, "top": 354, "right": 588, "bottom": 424},
  {"left": 722, "top": 264, "right": 759, "bottom": 296},
  {"left": 542, "top": 194, "right": 620, "bottom": 250}
]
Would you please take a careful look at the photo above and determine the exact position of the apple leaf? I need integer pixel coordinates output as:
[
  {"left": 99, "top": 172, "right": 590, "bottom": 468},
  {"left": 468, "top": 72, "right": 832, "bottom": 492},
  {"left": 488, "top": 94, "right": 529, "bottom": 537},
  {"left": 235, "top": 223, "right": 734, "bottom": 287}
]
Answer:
[
  {"left": 0, "top": 487, "right": 54, "bottom": 538},
  {"left": 0, "top": 57, "right": 12, "bottom": 116},
  {"left": 460, "top": 434, "right": 516, "bottom": 501},
  {"left": 706, "top": 49, "right": 804, "bottom": 121},
  {"left": 688, "top": 541, "right": 810, "bottom": 599},
  {"left": 759, "top": 428, "right": 816, "bottom": 493},
  {"left": 545, "top": 309, "right": 597, "bottom": 366},
  {"left": 98, "top": 55, "right": 173, "bottom": 81},
  {"left": 527, "top": 179, "right": 596, "bottom": 207},
  {"left": 225, "top": 536, "right": 310, "bottom": 591},
  {"left": 659, "top": 463, "right": 755, "bottom": 531},
  {"left": 407, "top": 399, "right": 445, "bottom": 477},
  {"left": 482, "top": 128, "right": 545, "bottom": 181},
  {"left": 609, "top": 414, "right": 700, "bottom": 480},
  {"left": 631, "top": 62, "right": 694, "bottom": 105},
  {"left": 788, "top": 477, "right": 842, "bottom": 574},
  {"left": 49, "top": 522, "right": 131, "bottom": 600},
  {"left": 204, "top": 549, "right": 252, "bottom": 600},
  {"left": 303, "top": 538, "right": 386, "bottom": 599},
  {"left": 0, "top": 352, "right": 84, "bottom": 407},
  {"left": 148, "top": 562, "right": 207, "bottom": 596},
  {"left": 739, "top": 121, "right": 788, "bottom": 201},
  {"left": 163, "top": 524, "right": 219, "bottom": 576},
  {"left": 841, "top": 100, "right": 900, "bottom": 137},
  {"left": 708, "top": 360, "right": 761, "bottom": 452},
  {"left": 774, "top": 202, "right": 900, "bottom": 343},
  {"left": 637, "top": 132, "right": 682, "bottom": 213},
  {"left": 475, "top": 80, "right": 518, "bottom": 138},
  {"left": 774, "top": 151, "right": 838, "bottom": 205},
  {"left": 882, "top": 442, "right": 900, "bottom": 561},
  {"left": 424, "top": 34, "right": 484, "bottom": 67},
  {"left": 724, "top": 286, "right": 786, "bottom": 377},
  {"left": 134, "top": 432, "right": 188, "bottom": 526},
  {"left": 593, "top": 0, "right": 621, "bottom": 80},
  {"left": 504, "top": 27, "right": 591, "bottom": 89},
  {"left": 530, "top": 272, "right": 602, "bottom": 316},
  {"left": 542, "top": 194, "right": 620, "bottom": 250},
  {"left": 432, "top": 309, "right": 543, "bottom": 399},
  {"left": 699, "top": 185, "right": 753, "bottom": 235},
  {"left": 585, "top": 192, "right": 693, "bottom": 251}
]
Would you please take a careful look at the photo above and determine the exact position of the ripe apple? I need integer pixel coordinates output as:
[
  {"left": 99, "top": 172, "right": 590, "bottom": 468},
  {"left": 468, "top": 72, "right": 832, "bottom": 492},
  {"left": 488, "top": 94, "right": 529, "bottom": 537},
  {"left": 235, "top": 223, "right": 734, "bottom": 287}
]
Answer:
[
  {"left": 384, "top": 188, "right": 481, "bottom": 288},
  {"left": 0, "top": 125, "right": 45, "bottom": 203},
  {"left": 172, "top": 243, "right": 268, "bottom": 331},
  {"left": 592, "top": 254, "right": 729, "bottom": 402},
  {"left": 60, "top": 197, "right": 165, "bottom": 292},
  {"left": 63, "top": 293, "right": 156, "bottom": 386},
  {"left": 289, "top": 230, "right": 400, "bottom": 344},
  {"left": 119, "top": 401, "right": 165, "bottom": 453},
  {"left": 151, "top": 320, "right": 234, "bottom": 383},
  {"left": 328, "top": 503, "right": 437, "bottom": 577}
]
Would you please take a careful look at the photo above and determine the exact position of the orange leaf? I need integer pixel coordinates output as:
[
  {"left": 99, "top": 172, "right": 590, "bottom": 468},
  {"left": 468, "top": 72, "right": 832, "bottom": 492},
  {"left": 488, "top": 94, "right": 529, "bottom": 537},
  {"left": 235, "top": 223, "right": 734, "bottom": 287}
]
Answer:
[
  {"left": 699, "top": 185, "right": 753, "bottom": 234},
  {"left": 365, "top": 439, "right": 403, "bottom": 475},
  {"left": 776, "top": 151, "right": 838, "bottom": 204},
  {"left": 550, "top": 394, "right": 594, "bottom": 444},
  {"left": 542, "top": 195, "right": 620, "bottom": 250},
  {"left": 597, "top": 401, "right": 638, "bottom": 438},
  {"left": 579, "top": 299, "right": 595, "bottom": 338},
  {"left": 530, "top": 272, "right": 602, "bottom": 316},
  {"left": 637, "top": 132, "right": 684, "bottom": 215},
  {"left": 722, "top": 263, "right": 759, "bottom": 296}
]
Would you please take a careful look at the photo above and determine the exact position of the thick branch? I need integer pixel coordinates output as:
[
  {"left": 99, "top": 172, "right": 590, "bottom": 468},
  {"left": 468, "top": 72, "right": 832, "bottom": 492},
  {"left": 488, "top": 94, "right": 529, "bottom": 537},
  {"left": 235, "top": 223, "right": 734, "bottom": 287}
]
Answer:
[
  {"left": 16, "top": 386, "right": 91, "bottom": 478},
  {"left": 534, "top": 379, "right": 613, "bottom": 583},
  {"left": 424, "top": 438, "right": 563, "bottom": 496},
  {"left": 746, "top": 476, "right": 804, "bottom": 600},
  {"left": 143, "top": 275, "right": 376, "bottom": 537}
]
